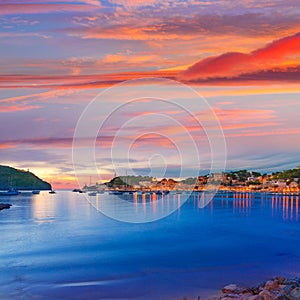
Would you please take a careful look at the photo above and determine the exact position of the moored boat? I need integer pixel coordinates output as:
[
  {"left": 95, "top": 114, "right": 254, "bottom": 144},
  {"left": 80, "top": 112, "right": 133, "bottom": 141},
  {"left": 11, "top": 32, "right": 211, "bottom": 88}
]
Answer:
[
  {"left": 0, "top": 188, "right": 21, "bottom": 196},
  {"left": 112, "top": 191, "right": 123, "bottom": 195},
  {"left": 88, "top": 192, "right": 97, "bottom": 196}
]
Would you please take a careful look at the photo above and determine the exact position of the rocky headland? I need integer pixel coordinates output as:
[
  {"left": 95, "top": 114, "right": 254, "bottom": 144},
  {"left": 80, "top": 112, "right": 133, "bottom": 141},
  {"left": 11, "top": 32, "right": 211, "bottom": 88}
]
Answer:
[
  {"left": 0, "top": 203, "right": 12, "bottom": 211},
  {"left": 180, "top": 276, "right": 300, "bottom": 300}
]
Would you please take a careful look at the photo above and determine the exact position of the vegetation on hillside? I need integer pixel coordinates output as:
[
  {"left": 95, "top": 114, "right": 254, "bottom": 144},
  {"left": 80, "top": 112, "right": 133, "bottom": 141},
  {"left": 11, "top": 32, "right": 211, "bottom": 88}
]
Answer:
[
  {"left": 272, "top": 168, "right": 300, "bottom": 181},
  {"left": 180, "top": 177, "right": 197, "bottom": 185},
  {"left": 105, "top": 176, "right": 154, "bottom": 188},
  {"left": 0, "top": 165, "right": 51, "bottom": 190}
]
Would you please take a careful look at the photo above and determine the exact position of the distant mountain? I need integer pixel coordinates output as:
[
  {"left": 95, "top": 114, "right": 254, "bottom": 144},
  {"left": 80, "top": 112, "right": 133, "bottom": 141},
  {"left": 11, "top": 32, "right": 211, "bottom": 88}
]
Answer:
[{"left": 0, "top": 165, "right": 51, "bottom": 190}]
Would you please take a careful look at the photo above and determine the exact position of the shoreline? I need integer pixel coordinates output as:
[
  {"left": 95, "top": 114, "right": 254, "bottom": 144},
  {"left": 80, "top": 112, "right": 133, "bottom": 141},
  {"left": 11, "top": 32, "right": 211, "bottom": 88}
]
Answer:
[{"left": 80, "top": 189, "right": 300, "bottom": 195}]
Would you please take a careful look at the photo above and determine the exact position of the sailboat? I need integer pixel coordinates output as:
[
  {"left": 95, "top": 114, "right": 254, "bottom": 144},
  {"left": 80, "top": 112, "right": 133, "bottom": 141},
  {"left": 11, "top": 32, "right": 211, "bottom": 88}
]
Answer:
[
  {"left": 0, "top": 176, "right": 20, "bottom": 196},
  {"left": 49, "top": 181, "right": 56, "bottom": 194},
  {"left": 0, "top": 188, "right": 20, "bottom": 196},
  {"left": 31, "top": 178, "right": 40, "bottom": 194}
]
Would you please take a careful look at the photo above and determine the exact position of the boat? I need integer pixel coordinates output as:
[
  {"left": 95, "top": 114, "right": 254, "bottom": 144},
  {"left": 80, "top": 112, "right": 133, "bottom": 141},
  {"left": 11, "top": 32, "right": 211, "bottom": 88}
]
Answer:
[
  {"left": 112, "top": 191, "right": 123, "bottom": 195},
  {"left": 0, "top": 188, "right": 21, "bottom": 196},
  {"left": 32, "top": 190, "right": 40, "bottom": 195},
  {"left": 88, "top": 191, "right": 97, "bottom": 196}
]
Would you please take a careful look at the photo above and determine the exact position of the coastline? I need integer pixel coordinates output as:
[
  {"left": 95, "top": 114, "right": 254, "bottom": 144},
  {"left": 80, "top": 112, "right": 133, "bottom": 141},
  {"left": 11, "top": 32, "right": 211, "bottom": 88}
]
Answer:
[{"left": 80, "top": 188, "right": 300, "bottom": 195}]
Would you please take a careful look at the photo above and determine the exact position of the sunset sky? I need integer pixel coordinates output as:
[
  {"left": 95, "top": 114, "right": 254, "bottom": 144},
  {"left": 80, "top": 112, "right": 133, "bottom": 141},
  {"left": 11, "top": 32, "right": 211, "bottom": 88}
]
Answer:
[{"left": 1, "top": 0, "right": 300, "bottom": 189}]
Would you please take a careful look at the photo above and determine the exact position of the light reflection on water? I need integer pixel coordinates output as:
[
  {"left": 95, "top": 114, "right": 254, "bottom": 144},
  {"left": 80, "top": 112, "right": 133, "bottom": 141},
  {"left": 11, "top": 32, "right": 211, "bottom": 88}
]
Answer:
[
  {"left": 30, "top": 191, "right": 299, "bottom": 223},
  {"left": 0, "top": 191, "right": 299, "bottom": 300}
]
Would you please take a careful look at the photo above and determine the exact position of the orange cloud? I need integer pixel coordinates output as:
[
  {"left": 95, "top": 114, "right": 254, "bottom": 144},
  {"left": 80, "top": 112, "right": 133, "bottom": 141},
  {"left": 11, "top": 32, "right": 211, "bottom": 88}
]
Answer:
[
  {"left": 0, "top": 142, "right": 16, "bottom": 149},
  {"left": 2, "top": 34, "right": 300, "bottom": 92},
  {"left": 68, "top": 24, "right": 191, "bottom": 41},
  {"left": 180, "top": 32, "right": 300, "bottom": 81},
  {"left": 103, "top": 53, "right": 159, "bottom": 64},
  {"left": 213, "top": 108, "right": 275, "bottom": 122}
]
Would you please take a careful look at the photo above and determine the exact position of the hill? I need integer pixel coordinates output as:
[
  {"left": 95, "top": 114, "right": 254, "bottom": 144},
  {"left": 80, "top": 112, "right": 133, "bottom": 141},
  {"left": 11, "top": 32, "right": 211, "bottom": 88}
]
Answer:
[
  {"left": 272, "top": 168, "right": 300, "bottom": 181},
  {"left": 105, "top": 176, "right": 154, "bottom": 188},
  {"left": 0, "top": 165, "right": 51, "bottom": 190}
]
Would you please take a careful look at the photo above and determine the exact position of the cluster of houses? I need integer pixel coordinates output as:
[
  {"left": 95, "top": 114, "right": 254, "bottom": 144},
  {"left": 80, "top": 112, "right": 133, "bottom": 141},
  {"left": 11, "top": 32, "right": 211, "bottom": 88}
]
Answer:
[
  {"left": 219, "top": 173, "right": 300, "bottom": 192},
  {"left": 191, "top": 170, "right": 300, "bottom": 193},
  {"left": 84, "top": 167, "right": 300, "bottom": 193},
  {"left": 140, "top": 171, "right": 300, "bottom": 193}
]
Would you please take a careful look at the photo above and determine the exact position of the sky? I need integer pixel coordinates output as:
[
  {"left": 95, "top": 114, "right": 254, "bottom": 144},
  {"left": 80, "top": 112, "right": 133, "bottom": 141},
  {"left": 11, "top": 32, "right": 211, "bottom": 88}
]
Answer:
[{"left": 1, "top": 0, "right": 300, "bottom": 189}]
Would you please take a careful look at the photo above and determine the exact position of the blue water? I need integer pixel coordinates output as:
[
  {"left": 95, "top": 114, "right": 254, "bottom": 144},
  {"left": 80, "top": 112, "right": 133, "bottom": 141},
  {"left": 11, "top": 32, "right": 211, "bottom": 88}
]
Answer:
[{"left": 0, "top": 191, "right": 300, "bottom": 299}]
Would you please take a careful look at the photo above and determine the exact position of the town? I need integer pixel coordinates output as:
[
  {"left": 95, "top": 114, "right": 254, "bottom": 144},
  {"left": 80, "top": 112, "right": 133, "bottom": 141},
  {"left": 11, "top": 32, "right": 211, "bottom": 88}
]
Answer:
[{"left": 82, "top": 166, "right": 300, "bottom": 194}]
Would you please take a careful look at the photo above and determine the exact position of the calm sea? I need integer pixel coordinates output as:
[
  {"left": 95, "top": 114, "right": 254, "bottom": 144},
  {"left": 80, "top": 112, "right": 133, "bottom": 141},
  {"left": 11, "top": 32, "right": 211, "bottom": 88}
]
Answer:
[{"left": 0, "top": 191, "right": 299, "bottom": 299}]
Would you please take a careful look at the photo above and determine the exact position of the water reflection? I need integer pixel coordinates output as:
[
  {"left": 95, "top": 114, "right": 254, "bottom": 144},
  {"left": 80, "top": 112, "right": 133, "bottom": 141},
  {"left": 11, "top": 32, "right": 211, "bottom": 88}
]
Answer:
[
  {"left": 271, "top": 194, "right": 299, "bottom": 222},
  {"left": 213, "top": 192, "right": 299, "bottom": 222},
  {"left": 88, "top": 192, "right": 185, "bottom": 222},
  {"left": 85, "top": 191, "right": 299, "bottom": 222},
  {"left": 32, "top": 194, "right": 56, "bottom": 222},
  {"left": 30, "top": 192, "right": 94, "bottom": 222},
  {"left": 232, "top": 192, "right": 253, "bottom": 214},
  {"left": 11, "top": 191, "right": 296, "bottom": 224}
]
